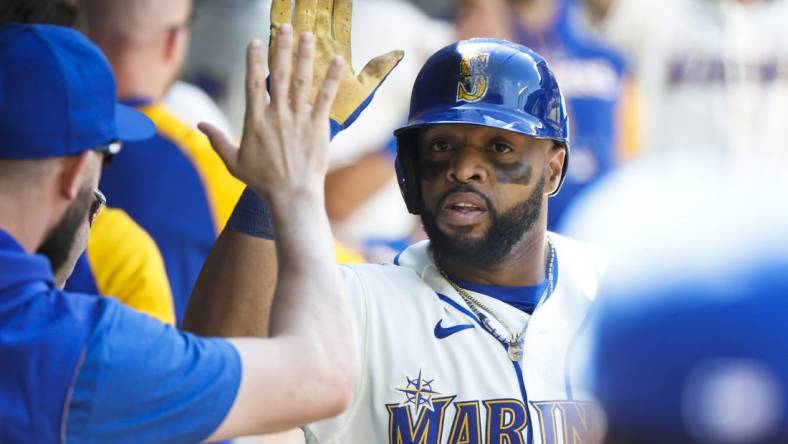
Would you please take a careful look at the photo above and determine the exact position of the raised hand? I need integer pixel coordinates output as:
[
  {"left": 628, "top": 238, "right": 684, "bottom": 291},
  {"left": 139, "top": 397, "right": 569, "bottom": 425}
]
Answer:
[
  {"left": 270, "top": 0, "right": 404, "bottom": 130},
  {"left": 199, "top": 25, "right": 344, "bottom": 202}
]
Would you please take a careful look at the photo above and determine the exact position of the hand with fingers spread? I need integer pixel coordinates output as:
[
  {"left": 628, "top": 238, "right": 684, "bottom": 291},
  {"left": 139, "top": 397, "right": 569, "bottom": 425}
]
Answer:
[
  {"left": 190, "top": 24, "right": 356, "bottom": 439},
  {"left": 270, "top": 0, "right": 404, "bottom": 133},
  {"left": 199, "top": 25, "right": 344, "bottom": 203}
]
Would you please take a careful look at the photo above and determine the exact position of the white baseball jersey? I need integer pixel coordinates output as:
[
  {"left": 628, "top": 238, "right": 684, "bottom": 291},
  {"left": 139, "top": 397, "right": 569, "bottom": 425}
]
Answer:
[
  {"left": 305, "top": 233, "right": 605, "bottom": 443},
  {"left": 601, "top": 0, "right": 788, "bottom": 163}
]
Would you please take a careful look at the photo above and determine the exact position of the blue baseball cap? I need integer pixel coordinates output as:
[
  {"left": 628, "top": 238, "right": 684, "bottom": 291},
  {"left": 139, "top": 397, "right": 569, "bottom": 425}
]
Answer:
[{"left": 0, "top": 23, "right": 154, "bottom": 159}]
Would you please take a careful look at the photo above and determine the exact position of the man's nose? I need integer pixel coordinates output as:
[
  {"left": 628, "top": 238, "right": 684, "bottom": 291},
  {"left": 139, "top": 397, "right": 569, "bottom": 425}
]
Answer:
[{"left": 447, "top": 146, "right": 487, "bottom": 184}]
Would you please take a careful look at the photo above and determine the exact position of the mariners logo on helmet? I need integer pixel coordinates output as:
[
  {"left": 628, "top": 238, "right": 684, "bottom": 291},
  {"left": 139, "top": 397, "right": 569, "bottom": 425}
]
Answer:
[{"left": 457, "top": 52, "right": 490, "bottom": 103}]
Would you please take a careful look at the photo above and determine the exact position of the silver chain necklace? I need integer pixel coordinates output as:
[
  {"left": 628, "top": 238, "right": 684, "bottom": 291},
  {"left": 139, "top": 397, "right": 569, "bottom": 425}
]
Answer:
[{"left": 436, "top": 236, "right": 556, "bottom": 362}]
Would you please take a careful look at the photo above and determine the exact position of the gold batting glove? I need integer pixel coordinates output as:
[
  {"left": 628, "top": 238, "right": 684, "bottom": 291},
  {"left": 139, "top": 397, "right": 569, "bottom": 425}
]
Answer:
[{"left": 270, "top": 0, "right": 404, "bottom": 134}]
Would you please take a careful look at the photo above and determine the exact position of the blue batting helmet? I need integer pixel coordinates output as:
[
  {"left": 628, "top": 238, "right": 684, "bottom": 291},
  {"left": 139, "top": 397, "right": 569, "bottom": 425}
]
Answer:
[{"left": 394, "top": 38, "right": 570, "bottom": 214}]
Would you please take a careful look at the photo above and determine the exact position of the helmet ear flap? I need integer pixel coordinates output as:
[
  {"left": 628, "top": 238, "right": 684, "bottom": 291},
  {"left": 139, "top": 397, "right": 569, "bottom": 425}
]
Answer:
[{"left": 395, "top": 135, "right": 422, "bottom": 215}]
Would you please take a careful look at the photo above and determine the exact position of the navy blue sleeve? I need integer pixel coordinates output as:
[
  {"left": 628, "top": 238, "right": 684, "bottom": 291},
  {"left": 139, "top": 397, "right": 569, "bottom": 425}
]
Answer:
[{"left": 65, "top": 298, "right": 242, "bottom": 444}]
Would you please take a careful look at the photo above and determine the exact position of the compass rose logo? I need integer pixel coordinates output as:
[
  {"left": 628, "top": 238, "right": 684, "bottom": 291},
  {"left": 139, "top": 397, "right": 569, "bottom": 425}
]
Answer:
[
  {"left": 456, "top": 52, "right": 490, "bottom": 103},
  {"left": 394, "top": 368, "right": 441, "bottom": 417}
]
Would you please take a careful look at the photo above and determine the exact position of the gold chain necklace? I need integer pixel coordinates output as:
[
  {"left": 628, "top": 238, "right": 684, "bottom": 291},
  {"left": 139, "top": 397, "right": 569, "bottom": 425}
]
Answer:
[{"left": 436, "top": 236, "right": 556, "bottom": 362}]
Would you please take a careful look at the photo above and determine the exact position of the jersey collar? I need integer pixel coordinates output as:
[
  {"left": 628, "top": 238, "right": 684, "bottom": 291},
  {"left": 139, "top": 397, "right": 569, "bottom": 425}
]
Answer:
[{"left": 395, "top": 238, "right": 559, "bottom": 314}]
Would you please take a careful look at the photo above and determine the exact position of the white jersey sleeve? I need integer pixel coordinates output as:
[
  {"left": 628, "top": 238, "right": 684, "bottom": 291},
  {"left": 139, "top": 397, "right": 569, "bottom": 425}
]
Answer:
[{"left": 303, "top": 265, "right": 371, "bottom": 443}]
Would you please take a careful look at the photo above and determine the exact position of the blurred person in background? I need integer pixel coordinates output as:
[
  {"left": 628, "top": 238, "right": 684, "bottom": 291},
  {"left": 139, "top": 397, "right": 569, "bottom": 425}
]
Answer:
[
  {"left": 456, "top": 0, "right": 636, "bottom": 231},
  {"left": 568, "top": 0, "right": 615, "bottom": 34},
  {"left": 181, "top": 0, "right": 269, "bottom": 137},
  {"left": 165, "top": 80, "right": 236, "bottom": 139},
  {"left": 79, "top": 0, "right": 247, "bottom": 325},
  {"left": 0, "top": 0, "right": 175, "bottom": 324},
  {"left": 591, "top": 0, "right": 788, "bottom": 162},
  {"left": 151, "top": 2, "right": 234, "bottom": 140},
  {"left": 563, "top": 153, "right": 788, "bottom": 443}
]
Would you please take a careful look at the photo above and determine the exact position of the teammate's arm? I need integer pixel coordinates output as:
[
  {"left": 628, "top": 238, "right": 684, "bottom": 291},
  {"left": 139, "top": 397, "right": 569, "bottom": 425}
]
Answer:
[
  {"left": 202, "top": 26, "right": 353, "bottom": 437},
  {"left": 183, "top": 230, "right": 276, "bottom": 336}
]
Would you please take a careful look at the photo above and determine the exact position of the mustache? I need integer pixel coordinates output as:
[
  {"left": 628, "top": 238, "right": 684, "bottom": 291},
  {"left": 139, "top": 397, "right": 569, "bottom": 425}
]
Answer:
[{"left": 436, "top": 184, "right": 494, "bottom": 211}]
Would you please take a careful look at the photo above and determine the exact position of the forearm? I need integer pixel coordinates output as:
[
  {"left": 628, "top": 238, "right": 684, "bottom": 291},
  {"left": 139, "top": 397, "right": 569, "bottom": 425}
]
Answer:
[
  {"left": 268, "top": 191, "right": 351, "bottom": 358},
  {"left": 183, "top": 187, "right": 278, "bottom": 336},
  {"left": 266, "top": 190, "right": 353, "bottom": 426},
  {"left": 183, "top": 230, "right": 276, "bottom": 337},
  {"left": 209, "top": 193, "right": 354, "bottom": 437}
]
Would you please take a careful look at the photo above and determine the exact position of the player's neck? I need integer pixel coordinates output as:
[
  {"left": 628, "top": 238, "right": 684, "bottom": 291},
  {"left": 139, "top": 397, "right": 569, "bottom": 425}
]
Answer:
[
  {"left": 0, "top": 193, "right": 54, "bottom": 254},
  {"left": 115, "top": 74, "right": 167, "bottom": 104},
  {"left": 438, "top": 230, "right": 550, "bottom": 288}
]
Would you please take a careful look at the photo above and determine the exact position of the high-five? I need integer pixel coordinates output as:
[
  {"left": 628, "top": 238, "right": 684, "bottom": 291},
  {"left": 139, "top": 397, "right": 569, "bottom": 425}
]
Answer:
[
  {"left": 0, "top": 19, "right": 359, "bottom": 444},
  {"left": 199, "top": 25, "right": 356, "bottom": 439}
]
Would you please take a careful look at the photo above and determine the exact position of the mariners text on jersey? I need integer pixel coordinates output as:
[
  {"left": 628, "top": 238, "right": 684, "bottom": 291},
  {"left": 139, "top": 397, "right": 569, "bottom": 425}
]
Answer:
[{"left": 305, "top": 233, "right": 605, "bottom": 444}]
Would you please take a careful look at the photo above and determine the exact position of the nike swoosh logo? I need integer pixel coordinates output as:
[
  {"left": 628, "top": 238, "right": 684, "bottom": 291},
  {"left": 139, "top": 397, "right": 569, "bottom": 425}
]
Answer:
[{"left": 434, "top": 319, "right": 474, "bottom": 339}]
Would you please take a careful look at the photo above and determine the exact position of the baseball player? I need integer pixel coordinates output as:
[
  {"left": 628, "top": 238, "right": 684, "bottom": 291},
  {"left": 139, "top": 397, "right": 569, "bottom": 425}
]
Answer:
[
  {"left": 201, "top": 3, "right": 606, "bottom": 442},
  {"left": 563, "top": 154, "right": 788, "bottom": 443}
]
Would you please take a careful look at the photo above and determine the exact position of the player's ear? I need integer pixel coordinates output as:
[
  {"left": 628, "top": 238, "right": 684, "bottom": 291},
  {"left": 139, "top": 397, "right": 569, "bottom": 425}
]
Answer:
[
  {"left": 57, "top": 151, "right": 93, "bottom": 201},
  {"left": 545, "top": 142, "right": 566, "bottom": 195}
]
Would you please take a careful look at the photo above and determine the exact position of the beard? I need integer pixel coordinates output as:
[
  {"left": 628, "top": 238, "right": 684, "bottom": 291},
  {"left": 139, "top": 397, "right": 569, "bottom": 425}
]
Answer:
[
  {"left": 36, "top": 186, "right": 93, "bottom": 279},
  {"left": 421, "top": 176, "right": 545, "bottom": 269}
]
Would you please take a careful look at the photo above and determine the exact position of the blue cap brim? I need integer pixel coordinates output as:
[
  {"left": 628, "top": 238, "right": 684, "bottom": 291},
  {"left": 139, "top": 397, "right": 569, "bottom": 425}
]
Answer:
[{"left": 114, "top": 103, "right": 155, "bottom": 142}]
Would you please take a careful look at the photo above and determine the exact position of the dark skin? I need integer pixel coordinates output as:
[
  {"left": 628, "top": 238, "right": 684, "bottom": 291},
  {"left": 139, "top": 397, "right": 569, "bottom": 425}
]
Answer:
[
  {"left": 418, "top": 123, "right": 565, "bottom": 287},
  {"left": 183, "top": 231, "right": 276, "bottom": 336}
]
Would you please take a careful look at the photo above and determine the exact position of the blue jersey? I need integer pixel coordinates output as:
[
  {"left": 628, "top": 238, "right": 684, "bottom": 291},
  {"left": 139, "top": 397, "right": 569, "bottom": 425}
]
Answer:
[
  {"left": 512, "top": 0, "right": 628, "bottom": 230},
  {"left": 0, "top": 229, "right": 241, "bottom": 443},
  {"left": 0, "top": 231, "right": 97, "bottom": 443}
]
